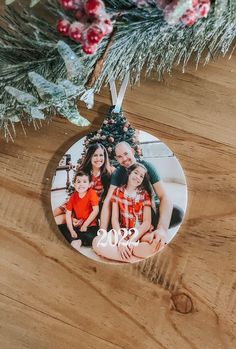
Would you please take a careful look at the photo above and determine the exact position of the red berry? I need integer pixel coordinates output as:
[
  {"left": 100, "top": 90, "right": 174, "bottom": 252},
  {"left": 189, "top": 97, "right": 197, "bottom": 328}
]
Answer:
[
  {"left": 82, "top": 43, "right": 97, "bottom": 55},
  {"left": 57, "top": 19, "right": 70, "bottom": 36},
  {"left": 75, "top": 9, "right": 85, "bottom": 21},
  {"left": 192, "top": 0, "right": 199, "bottom": 7},
  {"left": 60, "top": 0, "right": 77, "bottom": 10},
  {"left": 197, "top": 0, "right": 210, "bottom": 17},
  {"left": 84, "top": 0, "right": 104, "bottom": 18},
  {"left": 100, "top": 17, "right": 113, "bottom": 35},
  {"left": 69, "top": 22, "right": 84, "bottom": 43},
  {"left": 86, "top": 26, "right": 103, "bottom": 44},
  {"left": 181, "top": 9, "right": 197, "bottom": 26}
]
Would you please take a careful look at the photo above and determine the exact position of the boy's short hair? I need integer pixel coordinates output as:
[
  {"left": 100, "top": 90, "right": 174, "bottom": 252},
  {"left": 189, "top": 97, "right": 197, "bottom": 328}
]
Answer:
[{"left": 74, "top": 170, "right": 91, "bottom": 183}]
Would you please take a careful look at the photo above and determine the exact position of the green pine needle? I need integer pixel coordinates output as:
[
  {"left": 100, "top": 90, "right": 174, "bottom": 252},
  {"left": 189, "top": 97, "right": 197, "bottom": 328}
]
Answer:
[{"left": 1, "top": 0, "right": 236, "bottom": 140}]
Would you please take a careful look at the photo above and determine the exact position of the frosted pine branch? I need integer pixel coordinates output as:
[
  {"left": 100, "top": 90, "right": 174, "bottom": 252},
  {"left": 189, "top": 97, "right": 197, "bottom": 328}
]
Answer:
[{"left": 0, "top": 0, "right": 236, "bottom": 139}]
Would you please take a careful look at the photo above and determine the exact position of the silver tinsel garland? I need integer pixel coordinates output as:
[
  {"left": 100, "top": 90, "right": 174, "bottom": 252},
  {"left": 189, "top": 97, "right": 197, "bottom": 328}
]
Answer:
[{"left": 0, "top": 0, "right": 236, "bottom": 139}]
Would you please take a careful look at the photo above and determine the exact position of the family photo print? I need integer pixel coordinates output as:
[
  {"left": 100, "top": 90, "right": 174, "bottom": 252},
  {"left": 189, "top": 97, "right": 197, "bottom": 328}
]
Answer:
[{"left": 51, "top": 108, "right": 187, "bottom": 264}]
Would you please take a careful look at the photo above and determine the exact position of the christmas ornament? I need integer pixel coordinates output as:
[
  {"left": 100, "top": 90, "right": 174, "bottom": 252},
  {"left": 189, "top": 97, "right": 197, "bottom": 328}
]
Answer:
[
  {"left": 108, "top": 136, "right": 114, "bottom": 143},
  {"left": 50, "top": 73, "right": 187, "bottom": 264}
]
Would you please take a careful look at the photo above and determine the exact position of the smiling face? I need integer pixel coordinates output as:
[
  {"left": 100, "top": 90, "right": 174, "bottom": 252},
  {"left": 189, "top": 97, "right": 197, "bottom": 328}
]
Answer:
[
  {"left": 91, "top": 147, "right": 105, "bottom": 170},
  {"left": 128, "top": 166, "right": 147, "bottom": 188},
  {"left": 115, "top": 143, "right": 136, "bottom": 168},
  {"left": 74, "top": 175, "right": 90, "bottom": 195}
]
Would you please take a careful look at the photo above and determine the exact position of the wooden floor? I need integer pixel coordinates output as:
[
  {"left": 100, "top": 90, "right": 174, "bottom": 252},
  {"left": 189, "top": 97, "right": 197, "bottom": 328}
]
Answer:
[{"left": 0, "top": 52, "right": 236, "bottom": 348}]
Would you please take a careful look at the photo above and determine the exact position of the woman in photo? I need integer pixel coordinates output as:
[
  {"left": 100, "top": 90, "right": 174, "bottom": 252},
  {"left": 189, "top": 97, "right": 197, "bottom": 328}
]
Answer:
[
  {"left": 54, "top": 143, "right": 114, "bottom": 225},
  {"left": 93, "top": 163, "right": 165, "bottom": 263},
  {"left": 79, "top": 143, "right": 114, "bottom": 203}
]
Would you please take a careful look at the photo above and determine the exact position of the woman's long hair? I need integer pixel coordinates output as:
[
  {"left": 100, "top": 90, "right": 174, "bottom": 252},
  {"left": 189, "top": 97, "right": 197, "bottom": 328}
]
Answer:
[
  {"left": 78, "top": 143, "right": 112, "bottom": 198},
  {"left": 126, "top": 163, "right": 153, "bottom": 199}
]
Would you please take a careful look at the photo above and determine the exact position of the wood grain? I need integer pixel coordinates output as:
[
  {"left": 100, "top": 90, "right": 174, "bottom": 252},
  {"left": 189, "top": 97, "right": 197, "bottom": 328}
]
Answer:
[{"left": 0, "top": 52, "right": 236, "bottom": 348}]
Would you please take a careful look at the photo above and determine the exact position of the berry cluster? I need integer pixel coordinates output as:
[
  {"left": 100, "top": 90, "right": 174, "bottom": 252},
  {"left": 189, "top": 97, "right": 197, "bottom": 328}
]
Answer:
[
  {"left": 181, "top": 0, "right": 211, "bottom": 26},
  {"left": 57, "top": 0, "right": 113, "bottom": 55},
  {"left": 157, "top": 0, "right": 211, "bottom": 26}
]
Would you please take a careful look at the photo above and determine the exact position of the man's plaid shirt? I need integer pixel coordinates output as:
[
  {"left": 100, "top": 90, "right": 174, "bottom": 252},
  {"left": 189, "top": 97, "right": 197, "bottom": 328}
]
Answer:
[{"left": 111, "top": 186, "right": 151, "bottom": 229}]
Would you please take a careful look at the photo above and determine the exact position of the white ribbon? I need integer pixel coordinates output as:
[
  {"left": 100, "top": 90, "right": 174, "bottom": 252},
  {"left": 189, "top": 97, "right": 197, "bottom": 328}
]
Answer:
[{"left": 109, "top": 71, "right": 130, "bottom": 113}]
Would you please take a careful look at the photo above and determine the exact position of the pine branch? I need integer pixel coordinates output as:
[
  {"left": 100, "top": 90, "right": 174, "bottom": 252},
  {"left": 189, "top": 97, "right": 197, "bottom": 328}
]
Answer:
[
  {"left": 2, "top": 0, "right": 235, "bottom": 94},
  {"left": 86, "top": 29, "right": 117, "bottom": 88},
  {"left": 1, "top": 0, "right": 236, "bottom": 140},
  {"left": 94, "top": 1, "right": 236, "bottom": 88}
]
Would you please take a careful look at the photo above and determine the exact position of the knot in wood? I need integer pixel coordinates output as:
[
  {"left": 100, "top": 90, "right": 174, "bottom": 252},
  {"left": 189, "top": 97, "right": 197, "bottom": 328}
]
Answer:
[{"left": 171, "top": 293, "right": 193, "bottom": 314}]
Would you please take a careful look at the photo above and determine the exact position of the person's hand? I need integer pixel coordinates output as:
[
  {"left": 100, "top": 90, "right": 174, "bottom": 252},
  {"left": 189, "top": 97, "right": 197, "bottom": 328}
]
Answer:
[
  {"left": 72, "top": 218, "right": 79, "bottom": 227},
  {"left": 153, "top": 227, "right": 167, "bottom": 249},
  {"left": 118, "top": 243, "right": 133, "bottom": 261},
  {"left": 70, "top": 230, "right": 78, "bottom": 239},
  {"left": 146, "top": 232, "right": 155, "bottom": 244},
  {"left": 139, "top": 232, "right": 155, "bottom": 244},
  {"left": 80, "top": 224, "right": 88, "bottom": 232},
  {"left": 73, "top": 218, "right": 83, "bottom": 227}
]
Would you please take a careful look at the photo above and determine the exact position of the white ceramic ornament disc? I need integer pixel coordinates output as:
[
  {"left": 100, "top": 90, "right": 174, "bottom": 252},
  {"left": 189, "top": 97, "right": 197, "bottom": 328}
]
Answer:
[{"left": 51, "top": 113, "right": 187, "bottom": 264}]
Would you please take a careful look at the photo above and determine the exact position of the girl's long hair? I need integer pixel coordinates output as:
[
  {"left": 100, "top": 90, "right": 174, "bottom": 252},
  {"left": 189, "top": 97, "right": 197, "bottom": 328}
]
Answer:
[
  {"left": 78, "top": 143, "right": 112, "bottom": 198},
  {"left": 126, "top": 163, "right": 153, "bottom": 198}
]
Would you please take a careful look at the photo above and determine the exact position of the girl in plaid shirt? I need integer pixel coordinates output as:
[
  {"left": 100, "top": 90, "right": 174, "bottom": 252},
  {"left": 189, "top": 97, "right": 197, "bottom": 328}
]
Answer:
[
  {"left": 93, "top": 163, "right": 163, "bottom": 262},
  {"left": 111, "top": 164, "right": 152, "bottom": 232}
]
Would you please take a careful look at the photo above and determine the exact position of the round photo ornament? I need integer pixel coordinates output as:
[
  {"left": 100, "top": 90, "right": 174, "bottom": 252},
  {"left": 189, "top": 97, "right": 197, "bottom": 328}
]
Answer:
[{"left": 51, "top": 73, "right": 187, "bottom": 264}]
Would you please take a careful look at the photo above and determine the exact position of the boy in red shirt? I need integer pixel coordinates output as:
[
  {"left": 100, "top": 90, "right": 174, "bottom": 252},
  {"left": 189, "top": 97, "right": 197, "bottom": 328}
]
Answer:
[{"left": 65, "top": 171, "right": 99, "bottom": 251}]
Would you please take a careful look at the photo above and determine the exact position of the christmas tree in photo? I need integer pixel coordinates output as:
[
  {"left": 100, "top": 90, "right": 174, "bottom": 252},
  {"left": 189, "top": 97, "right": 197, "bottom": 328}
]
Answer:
[{"left": 81, "top": 108, "right": 143, "bottom": 166}]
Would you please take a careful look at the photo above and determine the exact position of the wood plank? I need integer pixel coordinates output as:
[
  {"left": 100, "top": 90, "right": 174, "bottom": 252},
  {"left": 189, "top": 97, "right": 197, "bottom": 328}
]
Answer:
[
  {"left": 0, "top": 106, "right": 236, "bottom": 348},
  {"left": 0, "top": 12, "right": 236, "bottom": 347},
  {"left": 91, "top": 54, "right": 236, "bottom": 148}
]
